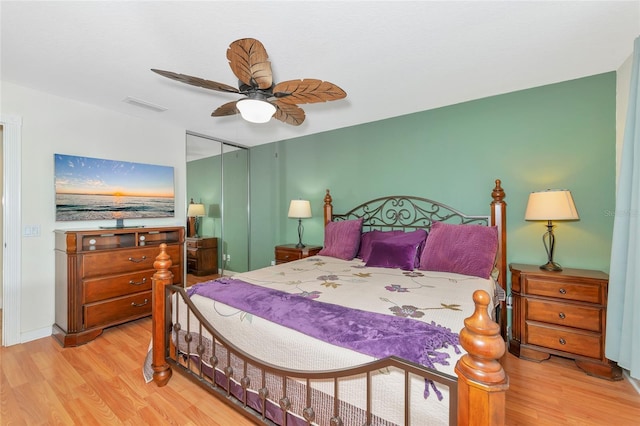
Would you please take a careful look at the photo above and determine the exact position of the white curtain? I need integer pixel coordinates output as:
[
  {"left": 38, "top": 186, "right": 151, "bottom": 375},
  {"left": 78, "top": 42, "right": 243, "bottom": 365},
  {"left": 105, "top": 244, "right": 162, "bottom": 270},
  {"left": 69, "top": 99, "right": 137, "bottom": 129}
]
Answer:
[{"left": 606, "top": 36, "right": 640, "bottom": 379}]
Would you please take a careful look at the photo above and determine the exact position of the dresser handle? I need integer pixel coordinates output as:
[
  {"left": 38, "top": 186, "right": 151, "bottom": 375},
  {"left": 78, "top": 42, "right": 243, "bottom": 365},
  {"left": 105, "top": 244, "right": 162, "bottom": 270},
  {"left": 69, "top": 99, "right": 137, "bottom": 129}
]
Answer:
[
  {"left": 559, "top": 338, "right": 566, "bottom": 345},
  {"left": 128, "top": 255, "right": 147, "bottom": 263},
  {"left": 559, "top": 288, "right": 567, "bottom": 295},
  {"left": 129, "top": 278, "right": 147, "bottom": 286},
  {"left": 559, "top": 312, "right": 566, "bottom": 319},
  {"left": 131, "top": 299, "right": 149, "bottom": 307}
]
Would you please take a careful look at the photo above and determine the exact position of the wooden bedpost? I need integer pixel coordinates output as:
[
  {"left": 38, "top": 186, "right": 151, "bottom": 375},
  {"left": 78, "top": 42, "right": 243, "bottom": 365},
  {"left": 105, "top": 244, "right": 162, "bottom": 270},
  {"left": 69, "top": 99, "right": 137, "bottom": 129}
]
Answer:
[
  {"left": 151, "top": 243, "right": 173, "bottom": 387},
  {"left": 490, "top": 179, "right": 507, "bottom": 338},
  {"left": 323, "top": 189, "right": 333, "bottom": 226},
  {"left": 455, "top": 290, "right": 508, "bottom": 426}
]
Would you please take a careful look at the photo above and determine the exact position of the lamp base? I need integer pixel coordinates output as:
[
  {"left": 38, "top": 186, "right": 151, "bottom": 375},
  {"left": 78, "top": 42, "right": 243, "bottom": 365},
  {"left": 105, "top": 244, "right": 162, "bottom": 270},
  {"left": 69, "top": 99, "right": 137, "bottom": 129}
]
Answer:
[
  {"left": 540, "top": 261, "right": 563, "bottom": 272},
  {"left": 295, "top": 218, "right": 306, "bottom": 249}
]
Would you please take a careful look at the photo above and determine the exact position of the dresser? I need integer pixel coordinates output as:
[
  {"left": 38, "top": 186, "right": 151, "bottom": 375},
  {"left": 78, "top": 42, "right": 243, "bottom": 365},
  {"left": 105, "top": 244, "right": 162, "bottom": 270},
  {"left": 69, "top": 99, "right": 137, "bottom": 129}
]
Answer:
[
  {"left": 509, "top": 263, "right": 621, "bottom": 380},
  {"left": 53, "top": 226, "right": 184, "bottom": 347},
  {"left": 275, "top": 244, "right": 322, "bottom": 264},
  {"left": 186, "top": 237, "right": 218, "bottom": 276}
]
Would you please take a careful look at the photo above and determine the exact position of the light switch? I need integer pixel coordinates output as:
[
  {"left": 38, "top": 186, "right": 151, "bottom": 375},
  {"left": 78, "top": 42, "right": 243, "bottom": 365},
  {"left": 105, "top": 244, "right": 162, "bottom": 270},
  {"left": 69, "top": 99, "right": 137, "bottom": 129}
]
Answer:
[{"left": 23, "top": 225, "right": 41, "bottom": 237}]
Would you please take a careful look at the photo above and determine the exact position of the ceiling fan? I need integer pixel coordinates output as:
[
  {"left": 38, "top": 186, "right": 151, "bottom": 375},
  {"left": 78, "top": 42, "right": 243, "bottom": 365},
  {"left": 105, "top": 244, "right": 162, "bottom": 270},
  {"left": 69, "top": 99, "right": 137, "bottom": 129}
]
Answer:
[{"left": 152, "top": 38, "right": 347, "bottom": 126}]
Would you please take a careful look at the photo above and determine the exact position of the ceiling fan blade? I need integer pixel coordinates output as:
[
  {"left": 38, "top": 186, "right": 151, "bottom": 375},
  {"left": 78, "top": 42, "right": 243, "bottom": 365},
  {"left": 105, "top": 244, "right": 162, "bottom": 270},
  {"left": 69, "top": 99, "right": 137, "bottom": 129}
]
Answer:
[
  {"left": 273, "top": 101, "right": 305, "bottom": 126},
  {"left": 273, "top": 79, "right": 346, "bottom": 105},
  {"left": 226, "top": 38, "right": 273, "bottom": 90},
  {"left": 152, "top": 69, "right": 239, "bottom": 94},
  {"left": 212, "top": 101, "right": 239, "bottom": 117}
]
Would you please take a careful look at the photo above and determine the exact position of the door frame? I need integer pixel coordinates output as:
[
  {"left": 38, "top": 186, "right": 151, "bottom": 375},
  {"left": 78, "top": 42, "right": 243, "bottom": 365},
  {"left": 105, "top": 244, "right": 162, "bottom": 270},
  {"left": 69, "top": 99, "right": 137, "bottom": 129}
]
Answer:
[{"left": 1, "top": 113, "right": 22, "bottom": 346}]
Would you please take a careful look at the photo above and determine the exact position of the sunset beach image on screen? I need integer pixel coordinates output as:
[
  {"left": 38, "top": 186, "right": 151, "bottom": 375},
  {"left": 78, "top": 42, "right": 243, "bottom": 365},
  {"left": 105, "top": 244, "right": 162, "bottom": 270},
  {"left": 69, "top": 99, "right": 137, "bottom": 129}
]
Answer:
[{"left": 54, "top": 153, "right": 175, "bottom": 221}]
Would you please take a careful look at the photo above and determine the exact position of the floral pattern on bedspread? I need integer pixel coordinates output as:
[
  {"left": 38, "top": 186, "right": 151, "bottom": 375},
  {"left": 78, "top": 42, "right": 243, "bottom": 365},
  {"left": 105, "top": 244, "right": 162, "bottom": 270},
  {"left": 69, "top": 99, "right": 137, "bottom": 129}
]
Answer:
[{"left": 187, "top": 255, "right": 495, "bottom": 378}]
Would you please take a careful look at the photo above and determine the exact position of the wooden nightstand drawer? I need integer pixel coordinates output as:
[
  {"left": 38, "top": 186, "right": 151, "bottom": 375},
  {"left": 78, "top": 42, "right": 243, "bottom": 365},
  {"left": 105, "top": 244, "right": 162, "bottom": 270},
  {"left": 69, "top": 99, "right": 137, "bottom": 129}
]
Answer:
[
  {"left": 275, "top": 249, "right": 302, "bottom": 263},
  {"left": 275, "top": 244, "right": 322, "bottom": 264},
  {"left": 524, "top": 277, "right": 603, "bottom": 304},
  {"left": 526, "top": 298, "right": 602, "bottom": 332},
  {"left": 526, "top": 322, "right": 602, "bottom": 359}
]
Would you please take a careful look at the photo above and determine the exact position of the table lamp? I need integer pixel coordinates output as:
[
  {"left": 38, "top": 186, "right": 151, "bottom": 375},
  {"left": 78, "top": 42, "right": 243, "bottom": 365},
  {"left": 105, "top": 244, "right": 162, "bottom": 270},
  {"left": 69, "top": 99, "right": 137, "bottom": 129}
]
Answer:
[
  {"left": 187, "top": 198, "right": 206, "bottom": 238},
  {"left": 525, "top": 189, "right": 579, "bottom": 271},
  {"left": 288, "top": 200, "right": 312, "bottom": 248}
]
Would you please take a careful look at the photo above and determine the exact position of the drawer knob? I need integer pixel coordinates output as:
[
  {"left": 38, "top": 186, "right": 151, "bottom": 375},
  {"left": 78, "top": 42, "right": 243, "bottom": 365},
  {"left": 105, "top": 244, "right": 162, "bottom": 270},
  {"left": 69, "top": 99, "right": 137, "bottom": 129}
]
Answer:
[
  {"left": 558, "top": 312, "right": 566, "bottom": 319},
  {"left": 559, "top": 338, "right": 566, "bottom": 345},
  {"left": 128, "top": 255, "right": 147, "bottom": 263},
  {"left": 129, "top": 278, "right": 147, "bottom": 286},
  {"left": 131, "top": 298, "right": 149, "bottom": 307},
  {"left": 559, "top": 288, "right": 567, "bottom": 295}
]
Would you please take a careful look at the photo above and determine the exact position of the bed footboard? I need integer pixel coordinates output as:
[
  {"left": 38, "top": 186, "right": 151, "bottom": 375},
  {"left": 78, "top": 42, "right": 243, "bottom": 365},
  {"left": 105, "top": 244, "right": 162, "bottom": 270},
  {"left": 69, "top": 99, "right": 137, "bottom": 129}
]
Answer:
[{"left": 151, "top": 244, "right": 508, "bottom": 425}]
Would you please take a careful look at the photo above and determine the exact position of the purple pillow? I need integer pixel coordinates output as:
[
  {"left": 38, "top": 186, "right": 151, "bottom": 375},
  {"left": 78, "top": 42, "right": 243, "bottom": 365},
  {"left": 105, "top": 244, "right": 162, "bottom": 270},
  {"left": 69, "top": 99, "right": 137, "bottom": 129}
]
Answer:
[
  {"left": 318, "top": 218, "right": 363, "bottom": 260},
  {"left": 418, "top": 222, "right": 498, "bottom": 279},
  {"left": 365, "top": 239, "right": 421, "bottom": 271},
  {"left": 358, "top": 230, "right": 404, "bottom": 261}
]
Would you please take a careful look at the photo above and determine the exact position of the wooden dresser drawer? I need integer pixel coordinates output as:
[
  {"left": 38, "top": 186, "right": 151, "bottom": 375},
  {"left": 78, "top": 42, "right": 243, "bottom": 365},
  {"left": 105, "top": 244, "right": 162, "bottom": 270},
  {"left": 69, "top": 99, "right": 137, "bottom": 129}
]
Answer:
[
  {"left": 524, "top": 277, "right": 603, "bottom": 304},
  {"left": 526, "top": 298, "right": 602, "bottom": 332},
  {"left": 526, "top": 322, "right": 602, "bottom": 359},
  {"left": 82, "top": 244, "right": 181, "bottom": 278},
  {"left": 84, "top": 290, "right": 152, "bottom": 329},
  {"left": 83, "top": 265, "right": 180, "bottom": 304}
]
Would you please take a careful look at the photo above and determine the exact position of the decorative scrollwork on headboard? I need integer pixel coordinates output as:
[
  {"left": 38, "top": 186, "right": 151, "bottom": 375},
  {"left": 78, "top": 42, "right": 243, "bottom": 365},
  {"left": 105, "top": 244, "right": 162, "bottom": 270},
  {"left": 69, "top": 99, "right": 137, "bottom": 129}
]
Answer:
[{"left": 331, "top": 195, "right": 489, "bottom": 231}]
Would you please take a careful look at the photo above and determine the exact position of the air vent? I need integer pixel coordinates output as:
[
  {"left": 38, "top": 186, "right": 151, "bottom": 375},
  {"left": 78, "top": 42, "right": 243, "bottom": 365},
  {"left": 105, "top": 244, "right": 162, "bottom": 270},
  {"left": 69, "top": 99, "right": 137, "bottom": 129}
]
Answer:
[{"left": 122, "top": 97, "right": 167, "bottom": 112}]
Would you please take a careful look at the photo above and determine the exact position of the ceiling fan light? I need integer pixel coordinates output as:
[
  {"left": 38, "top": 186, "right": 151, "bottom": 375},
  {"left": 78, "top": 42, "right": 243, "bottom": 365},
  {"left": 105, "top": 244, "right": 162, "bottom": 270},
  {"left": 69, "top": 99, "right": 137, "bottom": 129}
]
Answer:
[{"left": 236, "top": 98, "right": 276, "bottom": 123}]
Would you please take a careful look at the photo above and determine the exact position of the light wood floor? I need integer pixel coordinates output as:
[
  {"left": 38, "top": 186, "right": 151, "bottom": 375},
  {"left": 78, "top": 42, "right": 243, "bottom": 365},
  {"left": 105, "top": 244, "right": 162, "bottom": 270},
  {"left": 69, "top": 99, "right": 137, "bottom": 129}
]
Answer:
[{"left": 2, "top": 317, "right": 639, "bottom": 425}]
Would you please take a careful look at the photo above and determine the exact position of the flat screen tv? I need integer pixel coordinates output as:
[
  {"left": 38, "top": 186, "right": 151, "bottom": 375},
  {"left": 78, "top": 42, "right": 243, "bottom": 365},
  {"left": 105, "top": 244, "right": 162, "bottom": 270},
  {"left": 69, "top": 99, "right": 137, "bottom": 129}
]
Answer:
[{"left": 55, "top": 153, "right": 175, "bottom": 227}]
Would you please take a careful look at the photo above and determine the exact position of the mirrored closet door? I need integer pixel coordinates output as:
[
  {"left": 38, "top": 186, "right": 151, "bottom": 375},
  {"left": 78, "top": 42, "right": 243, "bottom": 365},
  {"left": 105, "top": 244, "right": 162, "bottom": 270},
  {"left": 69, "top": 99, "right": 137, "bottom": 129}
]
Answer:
[{"left": 186, "top": 132, "right": 250, "bottom": 275}]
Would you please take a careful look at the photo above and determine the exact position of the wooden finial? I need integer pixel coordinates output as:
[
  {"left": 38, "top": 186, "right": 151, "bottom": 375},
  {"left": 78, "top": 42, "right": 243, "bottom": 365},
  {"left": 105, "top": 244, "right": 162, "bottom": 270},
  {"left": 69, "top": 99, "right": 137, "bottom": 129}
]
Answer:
[
  {"left": 492, "top": 179, "right": 505, "bottom": 203},
  {"left": 323, "top": 189, "right": 333, "bottom": 227},
  {"left": 457, "top": 290, "right": 507, "bottom": 384}
]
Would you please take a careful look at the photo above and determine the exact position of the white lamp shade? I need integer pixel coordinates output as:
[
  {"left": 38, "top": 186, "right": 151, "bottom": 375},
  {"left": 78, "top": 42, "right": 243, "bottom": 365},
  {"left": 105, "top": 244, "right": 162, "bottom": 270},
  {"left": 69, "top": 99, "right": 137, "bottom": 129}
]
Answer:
[
  {"left": 288, "top": 200, "right": 312, "bottom": 219},
  {"left": 236, "top": 98, "right": 276, "bottom": 123},
  {"left": 525, "top": 190, "right": 579, "bottom": 221},
  {"left": 187, "top": 203, "right": 206, "bottom": 217}
]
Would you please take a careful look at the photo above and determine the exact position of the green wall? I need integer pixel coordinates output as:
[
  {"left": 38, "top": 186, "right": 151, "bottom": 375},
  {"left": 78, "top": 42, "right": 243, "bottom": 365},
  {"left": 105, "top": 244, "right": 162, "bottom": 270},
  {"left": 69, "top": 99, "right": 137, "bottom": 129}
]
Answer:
[{"left": 250, "top": 73, "right": 616, "bottom": 279}]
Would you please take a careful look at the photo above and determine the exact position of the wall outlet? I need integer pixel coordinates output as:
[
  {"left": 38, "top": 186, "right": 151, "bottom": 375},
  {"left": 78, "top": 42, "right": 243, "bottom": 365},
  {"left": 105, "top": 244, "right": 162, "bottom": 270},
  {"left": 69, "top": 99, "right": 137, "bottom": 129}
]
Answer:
[
  {"left": 227, "top": 254, "right": 231, "bottom": 262},
  {"left": 271, "top": 260, "right": 276, "bottom": 266}
]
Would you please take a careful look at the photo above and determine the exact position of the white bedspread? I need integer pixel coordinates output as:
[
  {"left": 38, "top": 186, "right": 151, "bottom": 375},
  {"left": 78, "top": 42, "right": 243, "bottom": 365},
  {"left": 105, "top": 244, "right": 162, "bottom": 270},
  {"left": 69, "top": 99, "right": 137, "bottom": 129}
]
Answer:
[{"left": 176, "top": 255, "right": 496, "bottom": 425}]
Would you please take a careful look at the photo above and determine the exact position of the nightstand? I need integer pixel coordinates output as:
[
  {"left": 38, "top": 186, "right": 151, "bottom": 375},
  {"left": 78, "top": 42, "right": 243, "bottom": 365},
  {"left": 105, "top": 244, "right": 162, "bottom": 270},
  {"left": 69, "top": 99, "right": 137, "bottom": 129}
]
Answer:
[
  {"left": 186, "top": 237, "right": 218, "bottom": 276},
  {"left": 509, "top": 263, "right": 621, "bottom": 380},
  {"left": 274, "top": 244, "right": 322, "bottom": 265}
]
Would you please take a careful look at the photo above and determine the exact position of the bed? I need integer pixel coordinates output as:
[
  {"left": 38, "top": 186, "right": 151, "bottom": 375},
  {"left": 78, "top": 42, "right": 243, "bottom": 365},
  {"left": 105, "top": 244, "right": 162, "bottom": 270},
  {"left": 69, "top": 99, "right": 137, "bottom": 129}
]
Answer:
[{"left": 149, "top": 179, "right": 509, "bottom": 425}]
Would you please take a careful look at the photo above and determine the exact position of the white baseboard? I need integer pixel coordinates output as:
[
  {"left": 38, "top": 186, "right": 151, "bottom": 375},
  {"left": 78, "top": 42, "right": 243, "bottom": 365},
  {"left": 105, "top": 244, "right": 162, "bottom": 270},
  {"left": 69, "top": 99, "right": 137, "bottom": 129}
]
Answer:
[
  {"left": 624, "top": 369, "right": 640, "bottom": 395},
  {"left": 20, "top": 326, "right": 53, "bottom": 344}
]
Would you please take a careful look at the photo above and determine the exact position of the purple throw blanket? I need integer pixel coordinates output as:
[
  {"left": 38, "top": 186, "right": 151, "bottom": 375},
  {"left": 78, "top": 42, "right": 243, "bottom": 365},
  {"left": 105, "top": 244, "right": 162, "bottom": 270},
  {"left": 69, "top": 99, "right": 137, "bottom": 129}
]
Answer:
[{"left": 188, "top": 277, "right": 460, "bottom": 399}]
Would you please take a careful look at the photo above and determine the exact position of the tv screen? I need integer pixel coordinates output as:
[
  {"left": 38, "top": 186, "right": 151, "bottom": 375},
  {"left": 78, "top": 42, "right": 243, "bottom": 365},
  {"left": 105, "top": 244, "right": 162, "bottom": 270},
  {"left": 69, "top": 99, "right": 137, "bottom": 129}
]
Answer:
[{"left": 55, "top": 153, "right": 175, "bottom": 222}]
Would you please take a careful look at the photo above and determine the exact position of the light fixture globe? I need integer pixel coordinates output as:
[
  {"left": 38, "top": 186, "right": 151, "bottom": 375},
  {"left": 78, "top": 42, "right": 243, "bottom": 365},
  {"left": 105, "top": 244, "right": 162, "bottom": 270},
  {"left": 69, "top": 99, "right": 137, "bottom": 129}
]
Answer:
[{"left": 236, "top": 98, "right": 276, "bottom": 123}]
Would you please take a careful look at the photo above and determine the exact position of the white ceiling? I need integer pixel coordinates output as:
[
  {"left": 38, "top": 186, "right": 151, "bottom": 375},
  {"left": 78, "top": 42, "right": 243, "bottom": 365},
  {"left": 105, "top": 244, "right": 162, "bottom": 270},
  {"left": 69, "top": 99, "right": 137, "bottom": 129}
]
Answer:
[{"left": 2, "top": 1, "right": 639, "bottom": 152}]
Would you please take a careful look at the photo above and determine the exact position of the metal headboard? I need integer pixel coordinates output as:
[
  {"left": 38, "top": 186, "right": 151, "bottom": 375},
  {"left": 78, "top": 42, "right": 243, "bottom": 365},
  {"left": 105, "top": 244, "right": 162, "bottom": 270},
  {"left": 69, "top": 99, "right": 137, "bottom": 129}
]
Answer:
[{"left": 331, "top": 195, "right": 490, "bottom": 232}]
